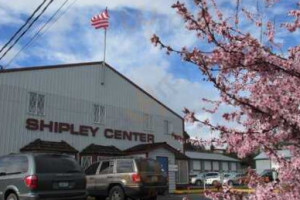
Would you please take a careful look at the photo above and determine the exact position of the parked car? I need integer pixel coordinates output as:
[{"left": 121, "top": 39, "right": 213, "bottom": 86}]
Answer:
[
  {"left": 237, "top": 169, "right": 278, "bottom": 185},
  {"left": 260, "top": 169, "right": 278, "bottom": 183},
  {"left": 157, "top": 168, "right": 168, "bottom": 195},
  {"left": 223, "top": 173, "right": 244, "bottom": 186},
  {"left": 189, "top": 173, "right": 205, "bottom": 186},
  {"left": 0, "top": 153, "right": 87, "bottom": 200},
  {"left": 85, "top": 158, "right": 167, "bottom": 200},
  {"left": 204, "top": 172, "right": 221, "bottom": 186}
]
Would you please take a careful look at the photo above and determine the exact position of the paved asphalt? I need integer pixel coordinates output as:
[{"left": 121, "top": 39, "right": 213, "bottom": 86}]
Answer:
[
  {"left": 158, "top": 194, "right": 211, "bottom": 200},
  {"left": 89, "top": 194, "right": 211, "bottom": 200}
]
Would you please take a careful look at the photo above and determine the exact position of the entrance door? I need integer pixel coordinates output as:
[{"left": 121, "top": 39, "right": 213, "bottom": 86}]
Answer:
[{"left": 156, "top": 156, "right": 168, "bottom": 173}]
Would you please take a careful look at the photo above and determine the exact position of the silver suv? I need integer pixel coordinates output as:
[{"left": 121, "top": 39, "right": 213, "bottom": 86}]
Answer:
[{"left": 85, "top": 158, "right": 167, "bottom": 200}]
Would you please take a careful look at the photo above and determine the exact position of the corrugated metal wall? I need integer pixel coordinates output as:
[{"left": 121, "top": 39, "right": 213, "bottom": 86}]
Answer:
[{"left": 0, "top": 63, "right": 184, "bottom": 156}]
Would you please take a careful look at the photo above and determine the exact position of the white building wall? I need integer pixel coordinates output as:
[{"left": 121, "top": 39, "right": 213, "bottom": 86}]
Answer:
[
  {"left": 148, "top": 148, "right": 176, "bottom": 193},
  {"left": 256, "top": 160, "right": 272, "bottom": 174},
  {"left": 0, "top": 63, "right": 184, "bottom": 156}
]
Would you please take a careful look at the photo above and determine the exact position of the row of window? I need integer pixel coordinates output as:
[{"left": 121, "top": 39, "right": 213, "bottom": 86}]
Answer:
[
  {"left": 190, "top": 160, "right": 239, "bottom": 172},
  {"left": 28, "top": 92, "right": 174, "bottom": 134}
]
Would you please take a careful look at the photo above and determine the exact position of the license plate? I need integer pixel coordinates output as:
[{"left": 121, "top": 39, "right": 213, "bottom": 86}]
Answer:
[{"left": 58, "top": 182, "right": 69, "bottom": 188}]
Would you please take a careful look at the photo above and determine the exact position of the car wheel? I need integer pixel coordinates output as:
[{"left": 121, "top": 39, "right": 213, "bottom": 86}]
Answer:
[
  {"left": 109, "top": 186, "right": 125, "bottom": 200},
  {"left": 228, "top": 180, "right": 234, "bottom": 186},
  {"left": 195, "top": 180, "right": 202, "bottom": 186},
  {"left": 6, "top": 193, "right": 18, "bottom": 200}
]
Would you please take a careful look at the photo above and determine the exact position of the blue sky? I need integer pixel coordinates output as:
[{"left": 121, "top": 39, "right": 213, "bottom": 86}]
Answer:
[{"left": 0, "top": 0, "right": 299, "bottom": 139}]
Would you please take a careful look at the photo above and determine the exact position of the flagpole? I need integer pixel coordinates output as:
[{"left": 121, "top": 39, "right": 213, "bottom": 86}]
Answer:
[
  {"left": 103, "top": 28, "right": 107, "bottom": 63},
  {"left": 101, "top": 27, "right": 107, "bottom": 85}
]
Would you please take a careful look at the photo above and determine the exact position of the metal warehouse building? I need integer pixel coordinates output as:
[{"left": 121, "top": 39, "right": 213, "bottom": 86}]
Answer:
[{"left": 0, "top": 62, "right": 189, "bottom": 192}]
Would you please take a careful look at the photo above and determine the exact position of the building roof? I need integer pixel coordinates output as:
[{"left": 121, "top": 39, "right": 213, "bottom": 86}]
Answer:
[
  {"left": 254, "top": 150, "right": 291, "bottom": 160},
  {"left": 20, "top": 139, "right": 78, "bottom": 154},
  {"left": 125, "top": 142, "right": 189, "bottom": 160},
  {"left": 81, "top": 144, "right": 124, "bottom": 156},
  {"left": 186, "top": 151, "right": 240, "bottom": 162},
  {"left": 0, "top": 61, "right": 183, "bottom": 120}
]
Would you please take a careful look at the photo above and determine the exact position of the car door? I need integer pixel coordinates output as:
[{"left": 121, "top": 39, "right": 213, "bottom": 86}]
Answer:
[
  {"left": 85, "top": 162, "right": 100, "bottom": 195},
  {"left": 95, "top": 160, "right": 114, "bottom": 195}
]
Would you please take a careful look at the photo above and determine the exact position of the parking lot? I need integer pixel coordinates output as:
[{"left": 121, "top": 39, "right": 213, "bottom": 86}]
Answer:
[{"left": 88, "top": 194, "right": 211, "bottom": 200}]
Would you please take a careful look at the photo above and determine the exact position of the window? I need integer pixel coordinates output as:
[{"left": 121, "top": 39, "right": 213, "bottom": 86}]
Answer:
[
  {"left": 85, "top": 162, "right": 100, "bottom": 175},
  {"left": 164, "top": 120, "right": 173, "bottom": 135},
  {"left": 136, "top": 159, "right": 162, "bottom": 173},
  {"left": 81, "top": 156, "right": 92, "bottom": 169},
  {"left": 99, "top": 161, "right": 114, "bottom": 174},
  {"left": 35, "top": 155, "right": 82, "bottom": 174},
  {"left": 192, "top": 160, "right": 201, "bottom": 171},
  {"left": 231, "top": 162, "right": 237, "bottom": 171},
  {"left": 28, "top": 92, "right": 45, "bottom": 115},
  {"left": 0, "top": 157, "right": 5, "bottom": 174},
  {"left": 205, "top": 172, "right": 219, "bottom": 178},
  {"left": 94, "top": 104, "right": 105, "bottom": 124},
  {"left": 212, "top": 161, "right": 219, "bottom": 171},
  {"left": 204, "top": 161, "right": 212, "bottom": 171},
  {"left": 143, "top": 114, "right": 153, "bottom": 130},
  {"left": 222, "top": 162, "right": 229, "bottom": 171},
  {"left": 116, "top": 160, "right": 134, "bottom": 173},
  {"left": 0, "top": 156, "right": 28, "bottom": 175}
]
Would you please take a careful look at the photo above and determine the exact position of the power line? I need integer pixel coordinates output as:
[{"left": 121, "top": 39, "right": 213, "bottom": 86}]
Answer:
[
  {"left": 0, "top": 0, "right": 47, "bottom": 54},
  {"left": 5, "top": 0, "right": 78, "bottom": 68},
  {"left": 0, "top": 0, "right": 54, "bottom": 61}
]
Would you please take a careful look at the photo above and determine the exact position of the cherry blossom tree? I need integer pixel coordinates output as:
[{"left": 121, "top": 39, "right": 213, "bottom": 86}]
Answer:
[{"left": 152, "top": 0, "right": 300, "bottom": 199}]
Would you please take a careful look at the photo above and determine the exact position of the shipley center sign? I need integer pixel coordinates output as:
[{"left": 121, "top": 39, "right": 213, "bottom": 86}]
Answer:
[{"left": 25, "top": 118, "right": 155, "bottom": 143}]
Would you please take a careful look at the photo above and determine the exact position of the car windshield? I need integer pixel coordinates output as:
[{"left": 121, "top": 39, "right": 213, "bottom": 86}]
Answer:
[
  {"left": 35, "top": 154, "right": 82, "bottom": 174},
  {"left": 224, "top": 174, "right": 231, "bottom": 178},
  {"left": 260, "top": 170, "right": 272, "bottom": 176},
  {"left": 136, "top": 159, "right": 162, "bottom": 173}
]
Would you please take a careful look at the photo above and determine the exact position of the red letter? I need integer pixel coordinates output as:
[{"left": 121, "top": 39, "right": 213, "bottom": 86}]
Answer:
[
  {"left": 123, "top": 131, "right": 132, "bottom": 141},
  {"left": 90, "top": 127, "right": 99, "bottom": 137},
  {"left": 26, "top": 118, "right": 39, "bottom": 131},
  {"left": 58, "top": 123, "right": 70, "bottom": 133},
  {"left": 140, "top": 133, "right": 146, "bottom": 142},
  {"left": 79, "top": 126, "right": 89, "bottom": 136},
  {"left": 104, "top": 129, "right": 114, "bottom": 138},
  {"left": 114, "top": 130, "right": 122, "bottom": 139},
  {"left": 40, "top": 120, "right": 53, "bottom": 132},
  {"left": 147, "top": 134, "right": 154, "bottom": 143}
]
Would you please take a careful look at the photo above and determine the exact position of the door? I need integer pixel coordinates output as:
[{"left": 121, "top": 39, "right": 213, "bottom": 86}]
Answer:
[
  {"left": 95, "top": 160, "right": 114, "bottom": 195},
  {"left": 85, "top": 162, "right": 100, "bottom": 195},
  {"left": 156, "top": 157, "right": 168, "bottom": 174}
]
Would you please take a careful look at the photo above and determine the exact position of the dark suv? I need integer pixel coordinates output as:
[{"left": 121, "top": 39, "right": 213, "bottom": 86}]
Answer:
[
  {"left": 0, "top": 153, "right": 87, "bottom": 200},
  {"left": 85, "top": 158, "right": 168, "bottom": 200}
]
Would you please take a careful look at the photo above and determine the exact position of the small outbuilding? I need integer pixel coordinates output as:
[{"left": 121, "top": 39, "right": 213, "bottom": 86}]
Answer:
[{"left": 254, "top": 150, "right": 291, "bottom": 174}]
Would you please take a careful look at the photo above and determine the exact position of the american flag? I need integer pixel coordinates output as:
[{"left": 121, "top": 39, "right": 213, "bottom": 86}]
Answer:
[{"left": 91, "top": 8, "right": 109, "bottom": 29}]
